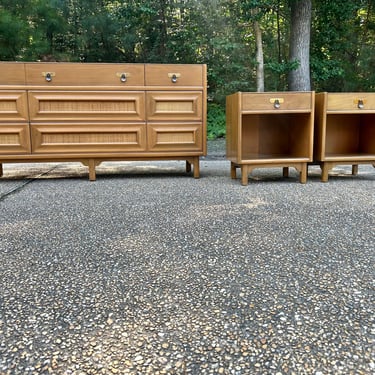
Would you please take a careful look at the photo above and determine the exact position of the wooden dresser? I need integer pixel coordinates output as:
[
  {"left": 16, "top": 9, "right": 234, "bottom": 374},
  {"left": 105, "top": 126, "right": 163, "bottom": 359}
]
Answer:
[
  {"left": 0, "top": 62, "right": 207, "bottom": 180},
  {"left": 226, "top": 91, "right": 314, "bottom": 185},
  {"left": 314, "top": 92, "right": 375, "bottom": 182}
]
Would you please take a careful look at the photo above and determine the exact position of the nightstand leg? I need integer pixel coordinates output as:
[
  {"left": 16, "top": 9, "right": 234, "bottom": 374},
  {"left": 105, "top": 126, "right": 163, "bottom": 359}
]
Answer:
[
  {"left": 230, "top": 162, "right": 237, "bottom": 179},
  {"left": 321, "top": 163, "right": 329, "bottom": 182},
  {"left": 0, "top": 163, "right": 3, "bottom": 177},
  {"left": 300, "top": 163, "right": 307, "bottom": 184},
  {"left": 186, "top": 160, "right": 191, "bottom": 173},
  {"left": 241, "top": 165, "right": 249, "bottom": 186},
  {"left": 352, "top": 164, "right": 358, "bottom": 175},
  {"left": 283, "top": 167, "right": 289, "bottom": 178}
]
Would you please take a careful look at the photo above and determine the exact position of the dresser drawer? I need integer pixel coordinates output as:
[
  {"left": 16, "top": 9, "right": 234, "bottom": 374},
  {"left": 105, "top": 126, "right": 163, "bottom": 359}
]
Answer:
[
  {"left": 28, "top": 91, "right": 145, "bottom": 121},
  {"left": 0, "top": 91, "right": 29, "bottom": 121},
  {"left": 241, "top": 92, "right": 313, "bottom": 112},
  {"left": 31, "top": 123, "right": 147, "bottom": 153},
  {"left": 25, "top": 63, "right": 145, "bottom": 86},
  {"left": 0, "top": 62, "right": 26, "bottom": 85},
  {"left": 145, "top": 64, "right": 204, "bottom": 86},
  {"left": 147, "top": 91, "right": 202, "bottom": 121},
  {"left": 326, "top": 93, "right": 375, "bottom": 111},
  {"left": 0, "top": 124, "right": 31, "bottom": 154},
  {"left": 147, "top": 123, "right": 202, "bottom": 152}
]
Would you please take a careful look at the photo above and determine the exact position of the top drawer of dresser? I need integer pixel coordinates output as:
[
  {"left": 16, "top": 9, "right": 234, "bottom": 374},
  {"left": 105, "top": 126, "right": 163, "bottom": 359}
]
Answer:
[
  {"left": 326, "top": 93, "right": 375, "bottom": 111},
  {"left": 145, "top": 64, "right": 204, "bottom": 86},
  {"left": 0, "top": 62, "right": 26, "bottom": 85},
  {"left": 25, "top": 63, "right": 145, "bottom": 86},
  {"left": 241, "top": 92, "right": 313, "bottom": 112}
]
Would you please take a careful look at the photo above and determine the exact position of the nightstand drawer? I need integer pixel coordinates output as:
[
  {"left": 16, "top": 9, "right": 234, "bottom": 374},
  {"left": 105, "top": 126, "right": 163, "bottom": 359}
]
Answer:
[
  {"left": 327, "top": 93, "right": 375, "bottom": 111},
  {"left": 241, "top": 92, "right": 313, "bottom": 112}
]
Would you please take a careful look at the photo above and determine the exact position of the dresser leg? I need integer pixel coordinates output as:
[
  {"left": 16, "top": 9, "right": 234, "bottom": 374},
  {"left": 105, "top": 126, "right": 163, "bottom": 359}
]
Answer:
[
  {"left": 186, "top": 160, "right": 191, "bottom": 173},
  {"left": 193, "top": 157, "right": 200, "bottom": 178},
  {"left": 0, "top": 163, "right": 3, "bottom": 177},
  {"left": 352, "top": 164, "right": 358, "bottom": 175}
]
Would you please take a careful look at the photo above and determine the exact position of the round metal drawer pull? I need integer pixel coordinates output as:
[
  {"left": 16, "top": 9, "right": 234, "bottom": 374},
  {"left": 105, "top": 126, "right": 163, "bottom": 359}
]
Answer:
[
  {"left": 120, "top": 73, "right": 127, "bottom": 83},
  {"left": 358, "top": 99, "right": 364, "bottom": 109},
  {"left": 274, "top": 99, "right": 281, "bottom": 109},
  {"left": 42, "top": 72, "right": 55, "bottom": 82},
  {"left": 168, "top": 72, "right": 181, "bottom": 83}
]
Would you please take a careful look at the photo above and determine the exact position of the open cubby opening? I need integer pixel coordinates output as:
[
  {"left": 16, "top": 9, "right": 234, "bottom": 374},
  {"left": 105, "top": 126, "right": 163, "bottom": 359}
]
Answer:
[
  {"left": 325, "top": 114, "right": 375, "bottom": 156},
  {"left": 241, "top": 113, "right": 312, "bottom": 160}
]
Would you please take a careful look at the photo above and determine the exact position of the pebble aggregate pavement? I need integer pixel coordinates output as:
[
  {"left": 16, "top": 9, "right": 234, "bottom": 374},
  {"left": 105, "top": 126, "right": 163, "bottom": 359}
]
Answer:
[{"left": 0, "top": 140, "right": 374, "bottom": 374}]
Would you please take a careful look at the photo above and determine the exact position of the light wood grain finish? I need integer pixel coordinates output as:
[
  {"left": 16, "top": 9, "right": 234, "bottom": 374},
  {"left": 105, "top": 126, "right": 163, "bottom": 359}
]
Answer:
[
  {"left": 0, "top": 124, "right": 31, "bottom": 154},
  {"left": 0, "top": 63, "right": 207, "bottom": 180},
  {"left": 314, "top": 92, "right": 375, "bottom": 181},
  {"left": 227, "top": 91, "right": 314, "bottom": 185},
  {"left": 145, "top": 64, "right": 204, "bottom": 86},
  {"left": 28, "top": 91, "right": 145, "bottom": 121},
  {"left": 25, "top": 63, "right": 145, "bottom": 86},
  {"left": 0, "top": 91, "right": 29, "bottom": 121},
  {"left": 31, "top": 123, "right": 147, "bottom": 153},
  {"left": 147, "top": 92, "right": 202, "bottom": 121}
]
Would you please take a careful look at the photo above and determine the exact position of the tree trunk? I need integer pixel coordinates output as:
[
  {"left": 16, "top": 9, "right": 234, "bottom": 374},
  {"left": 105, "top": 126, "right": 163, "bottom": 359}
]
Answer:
[
  {"left": 288, "top": 0, "right": 312, "bottom": 91},
  {"left": 251, "top": 7, "right": 264, "bottom": 92},
  {"left": 254, "top": 18, "right": 264, "bottom": 92}
]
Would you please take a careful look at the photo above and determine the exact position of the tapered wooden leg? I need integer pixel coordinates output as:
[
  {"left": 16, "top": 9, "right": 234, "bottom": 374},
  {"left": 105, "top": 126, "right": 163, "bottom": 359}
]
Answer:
[
  {"left": 241, "top": 165, "right": 249, "bottom": 186},
  {"left": 186, "top": 160, "right": 191, "bottom": 173},
  {"left": 82, "top": 159, "right": 99, "bottom": 181},
  {"left": 299, "top": 163, "right": 307, "bottom": 184},
  {"left": 352, "top": 164, "right": 358, "bottom": 175},
  {"left": 88, "top": 159, "right": 97, "bottom": 181},
  {"left": 283, "top": 167, "right": 289, "bottom": 178},
  {"left": 0, "top": 163, "right": 3, "bottom": 177},
  {"left": 230, "top": 162, "right": 237, "bottom": 179},
  {"left": 193, "top": 157, "right": 200, "bottom": 178},
  {"left": 321, "top": 162, "right": 330, "bottom": 182}
]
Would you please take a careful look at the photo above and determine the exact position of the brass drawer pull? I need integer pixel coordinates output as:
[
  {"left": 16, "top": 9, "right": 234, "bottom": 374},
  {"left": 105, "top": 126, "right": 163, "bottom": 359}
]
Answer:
[
  {"left": 116, "top": 72, "right": 131, "bottom": 83},
  {"left": 42, "top": 72, "right": 55, "bottom": 82},
  {"left": 270, "top": 97, "right": 284, "bottom": 109},
  {"left": 168, "top": 73, "right": 181, "bottom": 83},
  {"left": 355, "top": 98, "right": 366, "bottom": 109}
]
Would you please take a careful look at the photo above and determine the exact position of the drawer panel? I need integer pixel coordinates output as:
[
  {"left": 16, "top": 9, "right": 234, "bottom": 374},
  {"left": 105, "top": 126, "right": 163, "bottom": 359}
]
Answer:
[
  {"left": 148, "top": 123, "right": 202, "bottom": 152},
  {"left": 145, "top": 64, "right": 204, "bottom": 86},
  {"left": 0, "top": 124, "right": 31, "bottom": 154},
  {"left": 25, "top": 63, "right": 145, "bottom": 86},
  {"left": 0, "top": 62, "right": 26, "bottom": 85},
  {"left": 31, "top": 123, "right": 147, "bottom": 153},
  {"left": 241, "top": 92, "right": 313, "bottom": 111},
  {"left": 0, "top": 91, "right": 29, "bottom": 121},
  {"left": 327, "top": 93, "right": 375, "bottom": 111},
  {"left": 147, "top": 92, "right": 202, "bottom": 121},
  {"left": 28, "top": 91, "right": 145, "bottom": 121}
]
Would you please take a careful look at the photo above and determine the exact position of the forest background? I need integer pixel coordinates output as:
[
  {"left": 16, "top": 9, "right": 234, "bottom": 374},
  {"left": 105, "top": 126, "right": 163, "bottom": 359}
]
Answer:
[{"left": 0, "top": 0, "right": 374, "bottom": 138}]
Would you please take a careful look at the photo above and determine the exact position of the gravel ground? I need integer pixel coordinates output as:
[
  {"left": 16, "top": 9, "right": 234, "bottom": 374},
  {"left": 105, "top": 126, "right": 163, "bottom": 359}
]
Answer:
[{"left": 0, "top": 143, "right": 374, "bottom": 374}]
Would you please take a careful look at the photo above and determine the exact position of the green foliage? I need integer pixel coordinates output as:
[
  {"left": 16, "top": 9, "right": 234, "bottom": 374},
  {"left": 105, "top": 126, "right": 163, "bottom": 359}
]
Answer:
[{"left": 207, "top": 103, "right": 226, "bottom": 140}]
